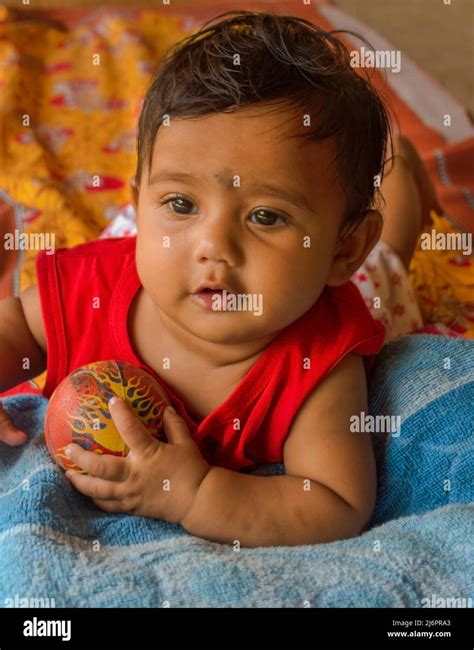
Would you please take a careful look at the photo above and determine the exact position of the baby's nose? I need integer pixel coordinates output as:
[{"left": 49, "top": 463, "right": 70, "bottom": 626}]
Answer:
[{"left": 193, "top": 218, "right": 242, "bottom": 267}]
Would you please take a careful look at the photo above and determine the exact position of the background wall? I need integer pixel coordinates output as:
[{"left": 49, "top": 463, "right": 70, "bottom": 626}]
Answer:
[{"left": 335, "top": 0, "right": 473, "bottom": 117}]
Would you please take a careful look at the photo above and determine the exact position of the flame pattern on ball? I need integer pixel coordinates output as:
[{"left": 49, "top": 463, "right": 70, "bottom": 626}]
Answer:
[{"left": 44, "top": 361, "right": 170, "bottom": 472}]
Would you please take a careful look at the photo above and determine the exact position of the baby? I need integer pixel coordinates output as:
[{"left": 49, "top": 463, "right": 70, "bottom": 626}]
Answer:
[{"left": 0, "top": 12, "right": 441, "bottom": 547}]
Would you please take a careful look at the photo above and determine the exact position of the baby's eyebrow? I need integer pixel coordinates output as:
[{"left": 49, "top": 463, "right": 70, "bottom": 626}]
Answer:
[
  {"left": 149, "top": 170, "right": 198, "bottom": 185},
  {"left": 149, "top": 169, "right": 312, "bottom": 212},
  {"left": 150, "top": 169, "right": 233, "bottom": 188},
  {"left": 247, "top": 182, "right": 313, "bottom": 212}
]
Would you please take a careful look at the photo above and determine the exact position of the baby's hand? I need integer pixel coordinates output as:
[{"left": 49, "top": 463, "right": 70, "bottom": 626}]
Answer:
[
  {"left": 64, "top": 398, "right": 211, "bottom": 523},
  {"left": 0, "top": 401, "right": 28, "bottom": 446}
]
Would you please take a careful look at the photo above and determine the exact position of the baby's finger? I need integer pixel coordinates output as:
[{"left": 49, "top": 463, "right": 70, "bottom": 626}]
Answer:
[
  {"left": 65, "top": 471, "right": 123, "bottom": 500},
  {"left": 65, "top": 444, "right": 129, "bottom": 482},
  {"left": 0, "top": 406, "right": 27, "bottom": 446},
  {"left": 163, "top": 406, "right": 193, "bottom": 445},
  {"left": 91, "top": 498, "right": 126, "bottom": 513},
  {"left": 108, "top": 396, "right": 157, "bottom": 455}
]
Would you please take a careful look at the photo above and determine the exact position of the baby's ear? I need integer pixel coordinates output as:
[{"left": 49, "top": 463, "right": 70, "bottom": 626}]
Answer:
[
  {"left": 129, "top": 177, "right": 139, "bottom": 211},
  {"left": 326, "top": 210, "right": 382, "bottom": 286}
]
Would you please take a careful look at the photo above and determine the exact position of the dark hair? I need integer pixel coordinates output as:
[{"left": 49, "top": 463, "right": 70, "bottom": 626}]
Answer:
[{"left": 136, "top": 10, "right": 394, "bottom": 237}]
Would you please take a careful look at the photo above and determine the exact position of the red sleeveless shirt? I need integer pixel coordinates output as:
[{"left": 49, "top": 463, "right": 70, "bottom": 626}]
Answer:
[{"left": 36, "top": 237, "right": 385, "bottom": 472}]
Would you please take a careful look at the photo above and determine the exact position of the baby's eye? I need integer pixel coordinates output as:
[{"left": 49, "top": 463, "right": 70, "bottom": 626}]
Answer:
[
  {"left": 161, "top": 197, "right": 287, "bottom": 227},
  {"left": 250, "top": 209, "right": 287, "bottom": 227},
  {"left": 163, "top": 196, "right": 195, "bottom": 215}
]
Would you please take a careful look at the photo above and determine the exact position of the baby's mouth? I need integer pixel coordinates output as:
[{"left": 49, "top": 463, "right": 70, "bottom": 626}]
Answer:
[
  {"left": 200, "top": 288, "right": 224, "bottom": 295},
  {"left": 190, "top": 286, "right": 234, "bottom": 311}
]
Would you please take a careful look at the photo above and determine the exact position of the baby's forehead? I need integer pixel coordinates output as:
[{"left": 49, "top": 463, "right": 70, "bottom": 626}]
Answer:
[
  {"left": 144, "top": 105, "right": 345, "bottom": 209},
  {"left": 151, "top": 125, "right": 337, "bottom": 186},
  {"left": 152, "top": 109, "right": 334, "bottom": 167},
  {"left": 213, "top": 167, "right": 236, "bottom": 190}
]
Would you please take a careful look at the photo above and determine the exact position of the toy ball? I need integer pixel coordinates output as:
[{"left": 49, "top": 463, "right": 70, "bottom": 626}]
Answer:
[{"left": 44, "top": 360, "right": 170, "bottom": 473}]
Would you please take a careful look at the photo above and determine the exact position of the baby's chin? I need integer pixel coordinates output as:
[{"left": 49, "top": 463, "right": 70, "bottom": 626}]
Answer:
[
  {"left": 172, "top": 306, "right": 278, "bottom": 346},
  {"left": 187, "top": 316, "right": 273, "bottom": 346}
]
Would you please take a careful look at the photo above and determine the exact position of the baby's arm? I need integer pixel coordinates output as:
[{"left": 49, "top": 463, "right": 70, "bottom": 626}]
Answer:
[
  {"left": 0, "top": 286, "right": 47, "bottom": 445},
  {"left": 181, "top": 353, "right": 375, "bottom": 547}
]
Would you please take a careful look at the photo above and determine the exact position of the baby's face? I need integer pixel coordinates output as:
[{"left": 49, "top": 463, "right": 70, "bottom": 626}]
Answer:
[{"left": 133, "top": 103, "right": 348, "bottom": 345}]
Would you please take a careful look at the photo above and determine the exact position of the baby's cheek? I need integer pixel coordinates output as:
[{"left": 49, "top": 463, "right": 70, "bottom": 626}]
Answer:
[{"left": 136, "top": 231, "right": 168, "bottom": 272}]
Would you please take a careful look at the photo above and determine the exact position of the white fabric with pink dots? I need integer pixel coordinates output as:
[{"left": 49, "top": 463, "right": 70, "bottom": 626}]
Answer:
[{"left": 351, "top": 240, "right": 423, "bottom": 343}]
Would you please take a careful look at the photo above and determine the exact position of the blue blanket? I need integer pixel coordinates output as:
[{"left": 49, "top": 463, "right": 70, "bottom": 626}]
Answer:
[{"left": 1, "top": 334, "right": 473, "bottom": 607}]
